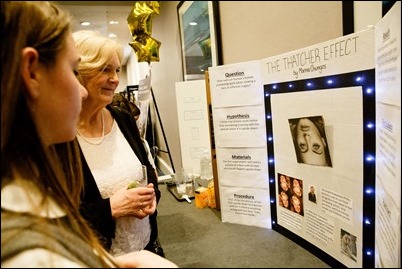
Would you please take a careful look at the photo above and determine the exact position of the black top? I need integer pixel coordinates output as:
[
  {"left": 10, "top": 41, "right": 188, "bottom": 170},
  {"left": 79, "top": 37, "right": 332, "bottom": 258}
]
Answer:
[{"left": 308, "top": 192, "right": 317, "bottom": 203}]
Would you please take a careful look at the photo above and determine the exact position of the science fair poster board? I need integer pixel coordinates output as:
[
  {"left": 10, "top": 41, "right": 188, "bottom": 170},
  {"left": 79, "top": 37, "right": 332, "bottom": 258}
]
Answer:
[
  {"left": 262, "top": 28, "right": 375, "bottom": 268},
  {"left": 209, "top": 60, "right": 271, "bottom": 229},
  {"left": 374, "top": 2, "right": 401, "bottom": 268},
  {"left": 209, "top": 5, "right": 400, "bottom": 267}
]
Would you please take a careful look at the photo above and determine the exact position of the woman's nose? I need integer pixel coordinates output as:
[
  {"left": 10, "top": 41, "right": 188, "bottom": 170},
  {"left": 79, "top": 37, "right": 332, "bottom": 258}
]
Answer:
[
  {"left": 109, "top": 71, "right": 119, "bottom": 83},
  {"left": 81, "top": 84, "right": 88, "bottom": 100}
]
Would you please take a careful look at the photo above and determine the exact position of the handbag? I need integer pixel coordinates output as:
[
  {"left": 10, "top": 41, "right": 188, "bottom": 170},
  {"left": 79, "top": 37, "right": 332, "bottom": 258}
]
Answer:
[
  {"left": 153, "top": 238, "right": 165, "bottom": 257},
  {"left": 145, "top": 237, "right": 165, "bottom": 257}
]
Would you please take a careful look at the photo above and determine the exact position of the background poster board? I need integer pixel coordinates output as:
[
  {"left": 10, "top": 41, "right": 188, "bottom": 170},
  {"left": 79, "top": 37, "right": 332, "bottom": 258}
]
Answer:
[
  {"left": 209, "top": 60, "right": 271, "bottom": 229},
  {"left": 374, "top": 2, "right": 401, "bottom": 268},
  {"left": 175, "top": 80, "right": 212, "bottom": 175}
]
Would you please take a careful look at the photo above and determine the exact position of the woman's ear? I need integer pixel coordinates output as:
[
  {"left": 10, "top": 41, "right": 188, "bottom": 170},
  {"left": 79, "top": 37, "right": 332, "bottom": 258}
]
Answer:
[
  {"left": 321, "top": 137, "right": 327, "bottom": 147},
  {"left": 21, "top": 47, "right": 41, "bottom": 99}
]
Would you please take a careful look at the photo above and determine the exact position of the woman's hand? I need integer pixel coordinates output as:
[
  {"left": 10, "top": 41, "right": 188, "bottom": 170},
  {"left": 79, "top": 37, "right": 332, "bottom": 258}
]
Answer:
[
  {"left": 141, "top": 192, "right": 157, "bottom": 215},
  {"left": 110, "top": 183, "right": 156, "bottom": 219}
]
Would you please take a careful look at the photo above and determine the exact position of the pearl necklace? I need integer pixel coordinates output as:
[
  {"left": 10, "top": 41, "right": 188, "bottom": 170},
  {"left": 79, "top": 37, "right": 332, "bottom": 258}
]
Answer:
[{"left": 76, "top": 110, "right": 105, "bottom": 145}]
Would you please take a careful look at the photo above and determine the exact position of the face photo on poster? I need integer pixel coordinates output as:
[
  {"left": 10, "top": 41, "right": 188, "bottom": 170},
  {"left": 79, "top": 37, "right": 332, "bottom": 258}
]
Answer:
[
  {"left": 340, "top": 229, "right": 357, "bottom": 262},
  {"left": 288, "top": 115, "right": 332, "bottom": 167},
  {"left": 308, "top": 185, "right": 317, "bottom": 203},
  {"left": 278, "top": 173, "right": 291, "bottom": 209},
  {"left": 277, "top": 173, "right": 304, "bottom": 216}
]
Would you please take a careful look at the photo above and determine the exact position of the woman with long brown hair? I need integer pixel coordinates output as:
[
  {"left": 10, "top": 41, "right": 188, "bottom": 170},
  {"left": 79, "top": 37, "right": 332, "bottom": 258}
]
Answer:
[{"left": 1, "top": 2, "right": 175, "bottom": 267}]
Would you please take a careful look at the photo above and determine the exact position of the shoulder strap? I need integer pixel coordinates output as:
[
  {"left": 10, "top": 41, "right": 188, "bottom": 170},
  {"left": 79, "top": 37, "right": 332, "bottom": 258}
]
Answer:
[{"left": 1, "top": 212, "right": 105, "bottom": 267}]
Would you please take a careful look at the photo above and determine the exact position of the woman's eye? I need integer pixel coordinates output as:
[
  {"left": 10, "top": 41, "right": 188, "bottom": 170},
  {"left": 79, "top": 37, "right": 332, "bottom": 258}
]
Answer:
[
  {"left": 312, "top": 144, "right": 323, "bottom": 154},
  {"left": 299, "top": 143, "right": 308, "bottom": 153}
]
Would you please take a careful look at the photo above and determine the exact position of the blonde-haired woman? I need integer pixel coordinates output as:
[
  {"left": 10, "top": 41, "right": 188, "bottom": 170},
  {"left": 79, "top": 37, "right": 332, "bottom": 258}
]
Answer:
[{"left": 74, "top": 30, "right": 163, "bottom": 257}]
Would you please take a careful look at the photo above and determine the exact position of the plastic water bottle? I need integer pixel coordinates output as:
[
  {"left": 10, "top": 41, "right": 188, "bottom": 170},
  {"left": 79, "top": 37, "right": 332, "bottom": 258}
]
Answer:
[{"left": 200, "top": 150, "right": 213, "bottom": 187}]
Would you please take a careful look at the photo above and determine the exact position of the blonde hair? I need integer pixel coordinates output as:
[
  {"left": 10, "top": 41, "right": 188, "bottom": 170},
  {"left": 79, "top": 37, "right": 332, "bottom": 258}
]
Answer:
[{"left": 73, "top": 30, "right": 123, "bottom": 86}]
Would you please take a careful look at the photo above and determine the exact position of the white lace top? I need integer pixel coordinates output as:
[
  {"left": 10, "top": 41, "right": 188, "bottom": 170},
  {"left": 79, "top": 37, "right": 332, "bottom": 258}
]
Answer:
[{"left": 77, "top": 120, "right": 151, "bottom": 257}]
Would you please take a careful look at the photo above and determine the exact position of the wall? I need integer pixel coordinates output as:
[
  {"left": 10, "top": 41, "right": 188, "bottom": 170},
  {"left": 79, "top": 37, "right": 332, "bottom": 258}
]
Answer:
[
  {"left": 142, "top": 1, "right": 184, "bottom": 174},
  {"left": 219, "top": 1, "right": 342, "bottom": 64},
  {"left": 354, "top": 1, "right": 382, "bottom": 32},
  {"left": 126, "top": 1, "right": 381, "bottom": 174},
  {"left": 116, "top": 67, "right": 127, "bottom": 93}
]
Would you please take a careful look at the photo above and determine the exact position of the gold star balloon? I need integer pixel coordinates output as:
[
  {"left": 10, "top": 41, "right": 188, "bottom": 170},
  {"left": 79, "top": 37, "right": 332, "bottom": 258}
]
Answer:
[
  {"left": 127, "top": 1, "right": 161, "bottom": 63},
  {"left": 127, "top": 1, "right": 160, "bottom": 36},
  {"left": 129, "top": 34, "right": 161, "bottom": 63}
]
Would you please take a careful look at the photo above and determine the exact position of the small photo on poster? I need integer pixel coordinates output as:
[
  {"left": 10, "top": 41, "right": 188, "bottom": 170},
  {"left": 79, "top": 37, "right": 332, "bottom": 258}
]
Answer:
[
  {"left": 277, "top": 173, "right": 304, "bottom": 216},
  {"left": 308, "top": 185, "right": 317, "bottom": 203},
  {"left": 288, "top": 116, "right": 333, "bottom": 167},
  {"left": 278, "top": 173, "right": 291, "bottom": 210},
  {"left": 340, "top": 229, "right": 357, "bottom": 262}
]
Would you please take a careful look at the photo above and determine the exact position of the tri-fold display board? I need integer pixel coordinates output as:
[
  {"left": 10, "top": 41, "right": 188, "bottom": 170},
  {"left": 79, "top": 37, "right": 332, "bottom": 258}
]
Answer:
[{"left": 209, "top": 3, "right": 400, "bottom": 268}]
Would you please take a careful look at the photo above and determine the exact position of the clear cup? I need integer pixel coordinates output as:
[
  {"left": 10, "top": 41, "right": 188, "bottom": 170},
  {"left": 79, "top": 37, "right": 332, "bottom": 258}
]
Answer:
[
  {"left": 140, "top": 165, "right": 148, "bottom": 185},
  {"left": 174, "top": 169, "right": 186, "bottom": 195},
  {"left": 128, "top": 165, "right": 148, "bottom": 189}
]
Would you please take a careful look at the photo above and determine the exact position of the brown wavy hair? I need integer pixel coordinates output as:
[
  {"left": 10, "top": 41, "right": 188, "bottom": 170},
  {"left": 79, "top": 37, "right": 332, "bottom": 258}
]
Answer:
[{"left": 1, "top": 2, "right": 116, "bottom": 266}]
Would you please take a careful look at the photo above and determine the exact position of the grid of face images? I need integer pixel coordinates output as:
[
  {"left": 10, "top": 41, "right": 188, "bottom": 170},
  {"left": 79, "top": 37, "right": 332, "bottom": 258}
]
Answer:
[{"left": 277, "top": 173, "right": 304, "bottom": 216}]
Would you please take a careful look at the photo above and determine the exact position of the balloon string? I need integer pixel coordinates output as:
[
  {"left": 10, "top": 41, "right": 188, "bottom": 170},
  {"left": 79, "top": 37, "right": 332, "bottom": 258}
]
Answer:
[{"left": 148, "top": 63, "right": 152, "bottom": 79}]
